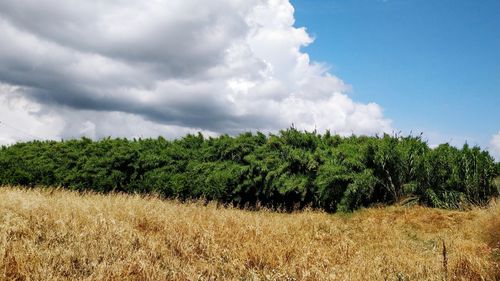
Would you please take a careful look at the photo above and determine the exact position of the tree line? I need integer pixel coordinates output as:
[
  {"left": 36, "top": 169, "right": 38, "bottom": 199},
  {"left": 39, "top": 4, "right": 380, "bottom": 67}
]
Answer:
[{"left": 0, "top": 129, "right": 498, "bottom": 212}]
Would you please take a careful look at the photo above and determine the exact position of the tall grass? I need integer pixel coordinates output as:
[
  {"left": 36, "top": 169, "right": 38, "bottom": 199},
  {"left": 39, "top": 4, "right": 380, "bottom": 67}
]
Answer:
[{"left": 0, "top": 186, "right": 498, "bottom": 280}]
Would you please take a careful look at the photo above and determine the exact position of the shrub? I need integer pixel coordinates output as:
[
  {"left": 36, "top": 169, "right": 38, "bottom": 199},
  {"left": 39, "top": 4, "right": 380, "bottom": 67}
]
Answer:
[{"left": 0, "top": 129, "right": 497, "bottom": 212}]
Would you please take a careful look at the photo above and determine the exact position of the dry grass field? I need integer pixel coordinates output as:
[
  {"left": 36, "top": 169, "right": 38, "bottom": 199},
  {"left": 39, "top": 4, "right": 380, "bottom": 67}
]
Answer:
[{"left": 0, "top": 186, "right": 498, "bottom": 281}]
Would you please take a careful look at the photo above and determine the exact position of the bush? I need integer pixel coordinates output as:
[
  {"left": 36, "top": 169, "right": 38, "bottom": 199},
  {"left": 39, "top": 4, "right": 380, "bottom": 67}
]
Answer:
[{"left": 0, "top": 129, "right": 497, "bottom": 212}]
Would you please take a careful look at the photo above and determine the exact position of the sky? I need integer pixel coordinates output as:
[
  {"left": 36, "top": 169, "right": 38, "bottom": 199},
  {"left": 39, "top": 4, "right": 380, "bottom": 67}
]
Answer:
[
  {"left": 291, "top": 0, "right": 500, "bottom": 154},
  {"left": 0, "top": 0, "right": 498, "bottom": 159}
]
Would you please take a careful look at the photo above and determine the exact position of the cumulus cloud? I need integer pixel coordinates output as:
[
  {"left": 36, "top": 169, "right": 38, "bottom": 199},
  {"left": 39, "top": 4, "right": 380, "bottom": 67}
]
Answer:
[
  {"left": 490, "top": 132, "right": 500, "bottom": 161},
  {"left": 0, "top": 0, "right": 392, "bottom": 143},
  {"left": 0, "top": 84, "right": 63, "bottom": 144}
]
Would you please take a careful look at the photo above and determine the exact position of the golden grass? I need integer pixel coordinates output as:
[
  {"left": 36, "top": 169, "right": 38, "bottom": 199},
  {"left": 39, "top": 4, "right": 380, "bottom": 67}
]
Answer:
[{"left": 0, "top": 186, "right": 498, "bottom": 281}]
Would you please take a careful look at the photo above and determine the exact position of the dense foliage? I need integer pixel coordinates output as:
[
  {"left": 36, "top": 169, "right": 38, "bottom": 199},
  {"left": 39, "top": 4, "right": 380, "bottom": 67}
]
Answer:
[{"left": 0, "top": 129, "right": 498, "bottom": 212}]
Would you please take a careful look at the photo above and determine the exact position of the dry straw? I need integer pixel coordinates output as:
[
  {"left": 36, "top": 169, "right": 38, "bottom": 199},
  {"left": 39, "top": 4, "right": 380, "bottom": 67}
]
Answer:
[{"left": 0, "top": 186, "right": 498, "bottom": 280}]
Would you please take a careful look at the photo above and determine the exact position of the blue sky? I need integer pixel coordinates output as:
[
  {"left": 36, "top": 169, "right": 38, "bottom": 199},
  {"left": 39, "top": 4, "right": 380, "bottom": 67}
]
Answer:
[{"left": 292, "top": 0, "right": 500, "bottom": 147}]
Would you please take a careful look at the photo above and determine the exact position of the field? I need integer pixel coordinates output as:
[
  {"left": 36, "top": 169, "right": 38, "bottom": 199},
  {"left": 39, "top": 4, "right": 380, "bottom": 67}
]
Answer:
[{"left": 0, "top": 187, "right": 498, "bottom": 280}]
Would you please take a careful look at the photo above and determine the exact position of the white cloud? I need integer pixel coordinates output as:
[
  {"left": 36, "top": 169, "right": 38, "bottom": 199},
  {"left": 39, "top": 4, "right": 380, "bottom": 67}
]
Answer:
[
  {"left": 0, "top": 0, "right": 392, "bottom": 144},
  {"left": 489, "top": 132, "right": 500, "bottom": 161},
  {"left": 0, "top": 85, "right": 64, "bottom": 144}
]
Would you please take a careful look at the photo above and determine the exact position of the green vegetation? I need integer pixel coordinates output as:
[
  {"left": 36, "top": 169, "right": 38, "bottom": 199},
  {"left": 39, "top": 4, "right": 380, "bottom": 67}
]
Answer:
[{"left": 0, "top": 129, "right": 498, "bottom": 212}]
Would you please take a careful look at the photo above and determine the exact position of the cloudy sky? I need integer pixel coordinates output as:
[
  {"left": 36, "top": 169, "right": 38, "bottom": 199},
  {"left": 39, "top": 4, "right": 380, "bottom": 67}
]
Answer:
[{"left": 0, "top": 0, "right": 498, "bottom": 158}]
